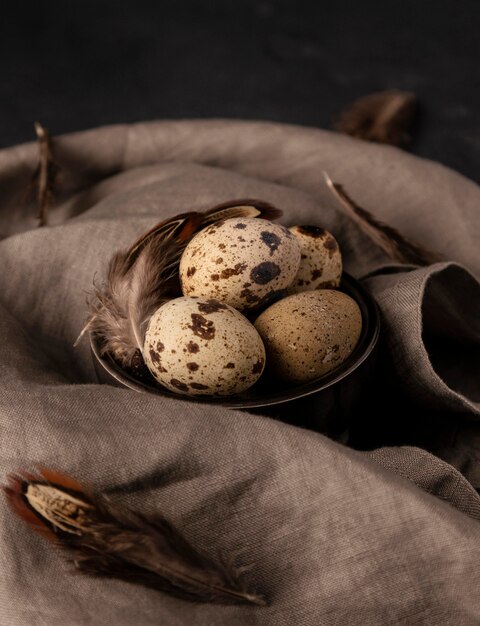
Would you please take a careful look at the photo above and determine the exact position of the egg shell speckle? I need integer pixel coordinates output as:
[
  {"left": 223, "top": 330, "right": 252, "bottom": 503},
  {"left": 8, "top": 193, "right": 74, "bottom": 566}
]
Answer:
[
  {"left": 180, "top": 218, "right": 301, "bottom": 310},
  {"left": 289, "top": 225, "right": 342, "bottom": 293},
  {"left": 143, "top": 297, "right": 266, "bottom": 396},
  {"left": 254, "top": 290, "right": 362, "bottom": 384}
]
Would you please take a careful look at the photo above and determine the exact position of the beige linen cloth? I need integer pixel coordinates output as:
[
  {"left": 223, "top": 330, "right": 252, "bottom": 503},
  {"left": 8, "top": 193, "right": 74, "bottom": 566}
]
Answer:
[{"left": 0, "top": 120, "right": 479, "bottom": 625}]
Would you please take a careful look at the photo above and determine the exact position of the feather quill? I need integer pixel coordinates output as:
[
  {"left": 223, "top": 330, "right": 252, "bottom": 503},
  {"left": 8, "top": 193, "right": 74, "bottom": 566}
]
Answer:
[
  {"left": 26, "top": 122, "right": 59, "bottom": 226},
  {"left": 324, "top": 172, "right": 438, "bottom": 265},
  {"left": 335, "top": 89, "right": 417, "bottom": 147},
  {"left": 3, "top": 468, "right": 266, "bottom": 606},
  {"left": 77, "top": 200, "right": 282, "bottom": 372}
]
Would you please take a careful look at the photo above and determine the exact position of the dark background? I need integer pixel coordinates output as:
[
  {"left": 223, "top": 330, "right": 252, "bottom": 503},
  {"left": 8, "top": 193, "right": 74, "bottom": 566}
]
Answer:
[{"left": 1, "top": 0, "right": 479, "bottom": 181}]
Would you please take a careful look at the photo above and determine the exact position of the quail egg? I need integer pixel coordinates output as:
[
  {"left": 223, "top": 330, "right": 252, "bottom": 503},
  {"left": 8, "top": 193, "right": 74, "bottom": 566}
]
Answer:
[
  {"left": 254, "top": 290, "right": 362, "bottom": 384},
  {"left": 180, "top": 218, "right": 301, "bottom": 311},
  {"left": 144, "top": 297, "right": 266, "bottom": 396},
  {"left": 289, "top": 225, "right": 342, "bottom": 293}
]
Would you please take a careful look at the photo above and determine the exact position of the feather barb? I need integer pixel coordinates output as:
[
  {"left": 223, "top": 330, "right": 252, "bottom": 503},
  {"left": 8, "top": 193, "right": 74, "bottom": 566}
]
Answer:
[{"left": 324, "top": 172, "right": 439, "bottom": 266}]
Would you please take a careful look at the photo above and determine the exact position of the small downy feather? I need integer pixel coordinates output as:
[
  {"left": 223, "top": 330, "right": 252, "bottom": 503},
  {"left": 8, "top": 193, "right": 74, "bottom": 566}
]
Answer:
[
  {"left": 324, "top": 172, "right": 438, "bottom": 266},
  {"left": 3, "top": 468, "right": 266, "bottom": 606},
  {"left": 76, "top": 199, "right": 282, "bottom": 372},
  {"left": 335, "top": 90, "right": 417, "bottom": 147}
]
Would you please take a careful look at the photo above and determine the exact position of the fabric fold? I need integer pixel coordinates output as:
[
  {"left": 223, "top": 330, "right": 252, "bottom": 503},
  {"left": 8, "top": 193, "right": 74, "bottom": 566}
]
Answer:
[
  {"left": 0, "top": 120, "right": 479, "bottom": 624},
  {"left": 366, "top": 445, "right": 480, "bottom": 520},
  {"left": 364, "top": 262, "right": 480, "bottom": 417}
]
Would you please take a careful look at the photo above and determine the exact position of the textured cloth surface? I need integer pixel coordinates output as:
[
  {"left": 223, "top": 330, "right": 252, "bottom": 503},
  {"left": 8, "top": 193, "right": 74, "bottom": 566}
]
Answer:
[{"left": 0, "top": 120, "right": 479, "bottom": 625}]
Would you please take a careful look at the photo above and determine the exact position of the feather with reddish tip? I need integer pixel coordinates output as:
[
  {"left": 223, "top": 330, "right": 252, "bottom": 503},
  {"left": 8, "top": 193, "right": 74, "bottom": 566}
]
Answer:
[{"left": 3, "top": 469, "right": 266, "bottom": 606}]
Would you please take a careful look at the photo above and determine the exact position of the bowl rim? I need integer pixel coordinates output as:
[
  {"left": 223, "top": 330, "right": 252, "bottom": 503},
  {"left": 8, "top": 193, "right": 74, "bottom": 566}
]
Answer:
[{"left": 90, "top": 272, "right": 380, "bottom": 408}]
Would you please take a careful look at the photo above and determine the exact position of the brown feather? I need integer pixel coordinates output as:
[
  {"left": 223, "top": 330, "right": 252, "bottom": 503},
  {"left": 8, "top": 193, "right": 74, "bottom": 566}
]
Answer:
[
  {"left": 76, "top": 200, "right": 282, "bottom": 369},
  {"left": 324, "top": 172, "right": 439, "bottom": 266},
  {"left": 335, "top": 90, "right": 417, "bottom": 147},
  {"left": 26, "top": 122, "right": 60, "bottom": 226},
  {"left": 126, "top": 230, "right": 185, "bottom": 353},
  {"left": 203, "top": 198, "right": 282, "bottom": 224},
  {"left": 3, "top": 469, "right": 266, "bottom": 606},
  {"left": 126, "top": 199, "right": 281, "bottom": 268}
]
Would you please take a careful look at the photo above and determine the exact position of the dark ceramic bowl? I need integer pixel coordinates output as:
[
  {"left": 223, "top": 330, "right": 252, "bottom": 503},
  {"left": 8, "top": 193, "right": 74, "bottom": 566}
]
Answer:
[{"left": 90, "top": 273, "right": 380, "bottom": 437}]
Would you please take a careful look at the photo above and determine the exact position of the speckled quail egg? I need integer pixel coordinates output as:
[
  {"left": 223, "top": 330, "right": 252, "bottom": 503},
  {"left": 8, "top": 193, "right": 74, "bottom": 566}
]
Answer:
[
  {"left": 288, "top": 225, "right": 342, "bottom": 293},
  {"left": 143, "top": 297, "right": 266, "bottom": 396},
  {"left": 254, "top": 290, "right": 362, "bottom": 384},
  {"left": 180, "top": 218, "right": 301, "bottom": 311}
]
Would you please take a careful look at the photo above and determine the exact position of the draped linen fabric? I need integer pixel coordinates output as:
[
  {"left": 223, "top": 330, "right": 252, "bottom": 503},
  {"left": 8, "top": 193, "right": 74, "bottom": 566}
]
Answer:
[{"left": 0, "top": 120, "right": 479, "bottom": 625}]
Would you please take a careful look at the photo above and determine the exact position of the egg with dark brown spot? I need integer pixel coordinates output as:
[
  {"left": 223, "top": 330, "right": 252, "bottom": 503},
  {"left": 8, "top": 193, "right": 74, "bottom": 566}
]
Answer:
[
  {"left": 180, "top": 218, "right": 301, "bottom": 310},
  {"left": 144, "top": 297, "right": 266, "bottom": 396},
  {"left": 288, "top": 225, "right": 342, "bottom": 293}
]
